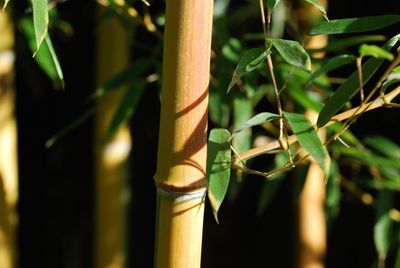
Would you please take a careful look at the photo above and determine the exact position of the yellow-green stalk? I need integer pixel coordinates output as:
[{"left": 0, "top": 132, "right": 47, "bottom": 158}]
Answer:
[
  {"left": 94, "top": 10, "right": 131, "bottom": 268},
  {"left": 296, "top": 2, "right": 328, "bottom": 267},
  {"left": 154, "top": 0, "right": 213, "bottom": 267},
  {"left": 0, "top": 10, "right": 18, "bottom": 268}
]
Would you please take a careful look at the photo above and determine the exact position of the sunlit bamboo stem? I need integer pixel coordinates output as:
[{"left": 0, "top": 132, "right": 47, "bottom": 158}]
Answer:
[
  {"left": 154, "top": 0, "right": 213, "bottom": 267},
  {"left": 0, "top": 10, "right": 18, "bottom": 268},
  {"left": 94, "top": 10, "right": 131, "bottom": 268}
]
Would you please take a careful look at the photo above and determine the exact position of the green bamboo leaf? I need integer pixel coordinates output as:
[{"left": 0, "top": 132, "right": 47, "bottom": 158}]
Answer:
[
  {"left": 309, "top": 54, "right": 356, "bottom": 82},
  {"left": 309, "top": 15, "right": 400, "bottom": 35},
  {"left": 304, "top": 0, "right": 328, "bottom": 21},
  {"left": 32, "top": 0, "right": 49, "bottom": 53},
  {"left": 232, "top": 96, "right": 252, "bottom": 153},
  {"left": 359, "top": 44, "right": 394, "bottom": 60},
  {"left": 334, "top": 147, "right": 400, "bottom": 168},
  {"left": 20, "top": 18, "right": 64, "bottom": 89},
  {"left": 317, "top": 35, "right": 400, "bottom": 127},
  {"left": 91, "top": 59, "right": 153, "bottom": 99},
  {"left": 107, "top": 82, "right": 146, "bottom": 139},
  {"left": 227, "top": 48, "right": 271, "bottom": 92},
  {"left": 326, "top": 161, "right": 340, "bottom": 229},
  {"left": 207, "top": 128, "right": 232, "bottom": 224},
  {"left": 44, "top": 35, "right": 64, "bottom": 89},
  {"left": 374, "top": 190, "right": 394, "bottom": 261},
  {"left": 364, "top": 135, "right": 400, "bottom": 160},
  {"left": 269, "top": 38, "right": 311, "bottom": 71},
  {"left": 284, "top": 112, "right": 330, "bottom": 175},
  {"left": 233, "top": 112, "right": 279, "bottom": 134},
  {"left": 356, "top": 177, "right": 400, "bottom": 191},
  {"left": 267, "top": 0, "right": 280, "bottom": 10}
]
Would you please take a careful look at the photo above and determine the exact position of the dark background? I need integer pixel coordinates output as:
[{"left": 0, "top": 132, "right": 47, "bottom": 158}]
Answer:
[{"left": 14, "top": 0, "right": 400, "bottom": 267}]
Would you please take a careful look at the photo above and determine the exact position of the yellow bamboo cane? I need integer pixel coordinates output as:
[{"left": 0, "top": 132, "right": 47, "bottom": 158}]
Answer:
[
  {"left": 94, "top": 9, "right": 131, "bottom": 268},
  {"left": 296, "top": 2, "right": 328, "bottom": 267},
  {"left": 154, "top": 0, "right": 213, "bottom": 267},
  {"left": 0, "top": 10, "right": 18, "bottom": 268}
]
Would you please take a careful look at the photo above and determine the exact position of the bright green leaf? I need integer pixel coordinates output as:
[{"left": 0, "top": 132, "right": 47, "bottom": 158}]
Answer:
[
  {"left": 232, "top": 96, "right": 252, "bottom": 153},
  {"left": 107, "top": 82, "right": 146, "bottom": 139},
  {"left": 269, "top": 38, "right": 311, "bottom": 71},
  {"left": 309, "top": 15, "right": 400, "bottom": 35},
  {"left": 228, "top": 48, "right": 270, "bottom": 92},
  {"left": 364, "top": 135, "right": 400, "bottom": 160},
  {"left": 32, "top": 0, "right": 49, "bottom": 53},
  {"left": 233, "top": 112, "right": 279, "bottom": 134},
  {"left": 359, "top": 44, "right": 394, "bottom": 60},
  {"left": 334, "top": 146, "right": 400, "bottom": 168},
  {"left": 304, "top": 0, "right": 328, "bottom": 21},
  {"left": 44, "top": 35, "right": 64, "bottom": 89},
  {"left": 309, "top": 54, "right": 356, "bottom": 82},
  {"left": 91, "top": 59, "right": 153, "bottom": 99},
  {"left": 374, "top": 190, "right": 394, "bottom": 261},
  {"left": 207, "top": 128, "right": 232, "bottom": 223},
  {"left": 267, "top": 0, "right": 280, "bottom": 10},
  {"left": 317, "top": 35, "right": 399, "bottom": 127},
  {"left": 326, "top": 161, "right": 340, "bottom": 229},
  {"left": 393, "top": 66, "right": 400, "bottom": 73},
  {"left": 284, "top": 111, "right": 330, "bottom": 175},
  {"left": 20, "top": 18, "right": 64, "bottom": 89}
]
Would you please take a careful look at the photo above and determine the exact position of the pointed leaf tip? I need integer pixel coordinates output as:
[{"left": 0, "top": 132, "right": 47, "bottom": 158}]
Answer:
[
  {"left": 32, "top": 0, "right": 49, "bottom": 53},
  {"left": 228, "top": 48, "right": 270, "bottom": 92},
  {"left": 269, "top": 38, "right": 311, "bottom": 71},
  {"left": 207, "top": 129, "right": 231, "bottom": 223},
  {"left": 284, "top": 112, "right": 330, "bottom": 175}
]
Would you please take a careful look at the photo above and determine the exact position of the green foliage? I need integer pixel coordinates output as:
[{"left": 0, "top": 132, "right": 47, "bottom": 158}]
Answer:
[
  {"left": 309, "top": 54, "right": 356, "bottom": 82},
  {"left": 227, "top": 48, "right": 271, "bottom": 92},
  {"left": 284, "top": 112, "right": 330, "bottom": 175},
  {"left": 268, "top": 38, "right": 311, "bottom": 71},
  {"left": 309, "top": 15, "right": 400, "bottom": 35},
  {"left": 107, "top": 82, "right": 146, "bottom": 139},
  {"left": 374, "top": 190, "right": 395, "bottom": 261},
  {"left": 304, "top": 0, "right": 328, "bottom": 21},
  {"left": 317, "top": 35, "right": 399, "bottom": 127},
  {"left": 267, "top": 0, "right": 280, "bottom": 11},
  {"left": 359, "top": 44, "right": 394, "bottom": 60},
  {"left": 20, "top": 18, "right": 64, "bottom": 89},
  {"left": 233, "top": 112, "right": 279, "bottom": 134},
  {"left": 32, "top": 0, "right": 48, "bottom": 52},
  {"left": 206, "top": 129, "right": 232, "bottom": 223}
]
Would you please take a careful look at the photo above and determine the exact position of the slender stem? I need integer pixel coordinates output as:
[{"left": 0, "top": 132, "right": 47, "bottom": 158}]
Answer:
[
  {"left": 332, "top": 54, "right": 400, "bottom": 140},
  {"left": 258, "top": 0, "right": 288, "bottom": 154},
  {"left": 235, "top": 85, "right": 400, "bottom": 162},
  {"left": 356, "top": 57, "right": 365, "bottom": 102}
]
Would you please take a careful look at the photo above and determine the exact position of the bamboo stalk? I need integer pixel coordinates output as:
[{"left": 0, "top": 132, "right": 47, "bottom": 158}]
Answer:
[
  {"left": 94, "top": 10, "right": 131, "bottom": 268},
  {"left": 296, "top": 2, "right": 328, "bottom": 266},
  {"left": 0, "top": 10, "right": 18, "bottom": 268},
  {"left": 297, "top": 111, "right": 327, "bottom": 268},
  {"left": 154, "top": 0, "right": 213, "bottom": 267}
]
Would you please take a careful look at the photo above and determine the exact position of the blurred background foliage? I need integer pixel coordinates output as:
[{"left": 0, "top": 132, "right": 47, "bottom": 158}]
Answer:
[{"left": 0, "top": 0, "right": 400, "bottom": 267}]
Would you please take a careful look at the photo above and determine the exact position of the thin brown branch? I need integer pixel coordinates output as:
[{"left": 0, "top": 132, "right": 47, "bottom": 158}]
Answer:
[{"left": 235, "top": 85, "right": 400, "bottom": 163}]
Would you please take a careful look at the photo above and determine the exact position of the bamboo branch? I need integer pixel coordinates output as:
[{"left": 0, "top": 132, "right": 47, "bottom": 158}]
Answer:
[{"left": 235, "top": 85, "right": 400, "bottom": 163}]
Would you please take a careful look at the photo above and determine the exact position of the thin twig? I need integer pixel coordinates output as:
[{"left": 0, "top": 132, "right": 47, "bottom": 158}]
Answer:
[{"left": 234, "top": 85, "right": 400, "bottom": 163}]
